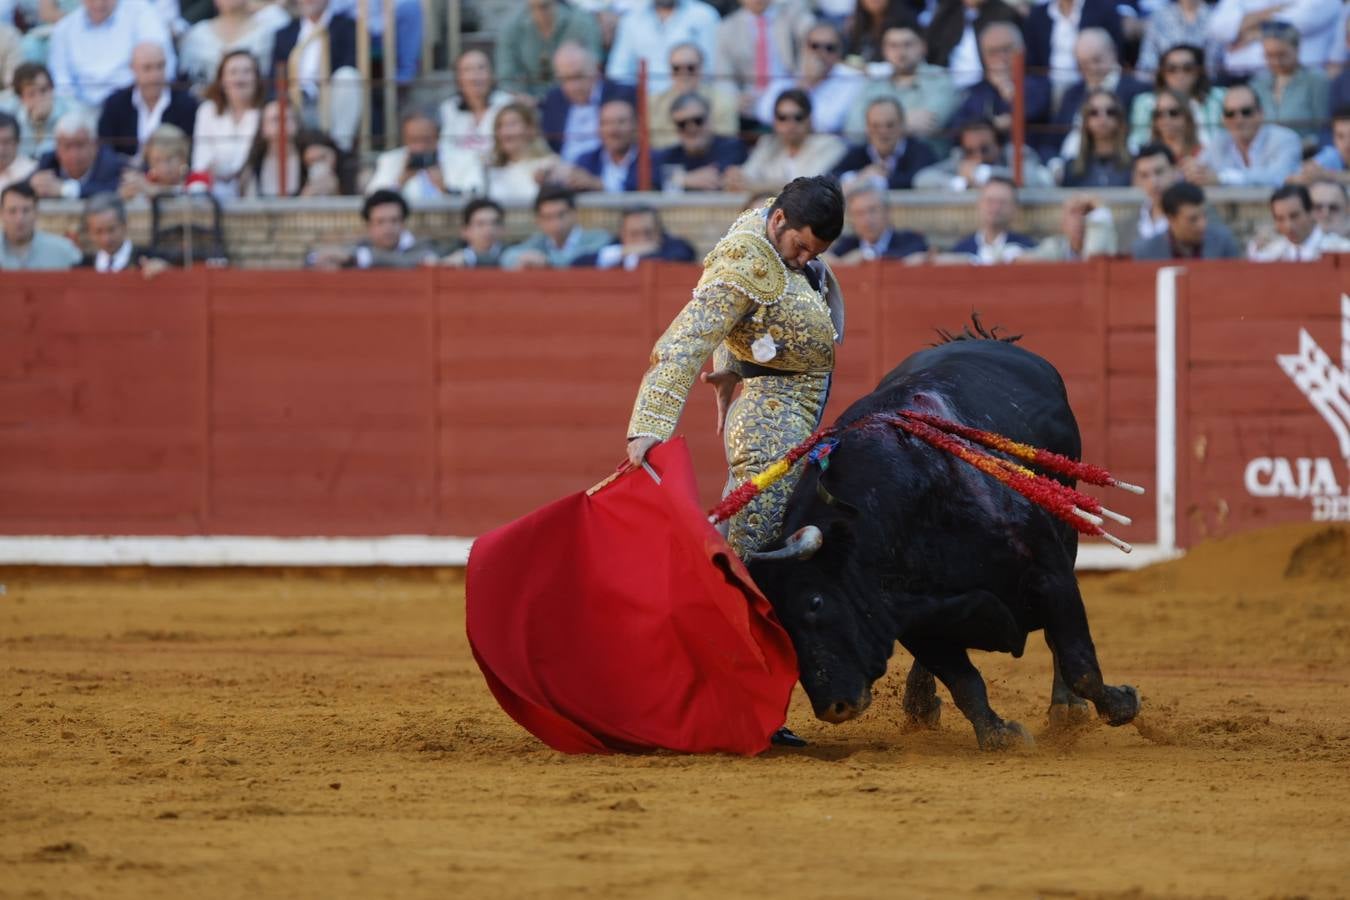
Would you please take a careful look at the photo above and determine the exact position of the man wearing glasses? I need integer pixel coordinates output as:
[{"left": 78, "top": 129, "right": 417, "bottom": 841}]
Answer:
[
  {"left": 948, "top": 22, "right": 1052, "bottom": 159},
  {"left": 730, "top": 87, "right": 845, "bottom": 193},
  {"left": 1053, "top": 29, "right": 1147, "bottom": 162},
  {"left": 647, "top": 43, "right": 739, "bottom": 147},
  {"left": 606, "top": 0, "right": 720, "bottom": 89},
  {"left": 1185, "top": 84, "right": 1300, "bottom": 187},
  {"left": 1309, "top": 181, "right": 1350, "bottom": 238},
  {"left": 656, "top": 93, "right": 748, "bottom": 190},
  {"left": 753, "top": 22, "right": 861, "bottom": 134}
]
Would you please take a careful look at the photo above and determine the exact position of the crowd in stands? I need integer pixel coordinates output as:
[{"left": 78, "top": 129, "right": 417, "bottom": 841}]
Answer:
[{"left": 4, "top": 0, "right": 1350, "bottom": 270}]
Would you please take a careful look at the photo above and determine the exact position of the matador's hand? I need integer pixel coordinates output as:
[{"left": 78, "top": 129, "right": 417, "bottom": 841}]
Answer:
[
  {"left": 700, "top": 368, "right": 742, "bottom": 436},
  {"left": 626, "top": 436, "right": 661, "bottom": 470}
]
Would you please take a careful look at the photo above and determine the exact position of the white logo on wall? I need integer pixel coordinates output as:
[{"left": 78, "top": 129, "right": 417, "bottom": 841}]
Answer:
[{"left": 1244, "top": 295, "right": 1350, "bottom": 522}]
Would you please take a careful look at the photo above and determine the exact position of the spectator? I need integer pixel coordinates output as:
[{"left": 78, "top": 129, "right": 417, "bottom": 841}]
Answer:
[
  {"left": 754, "top": 21, "right": 862, "bottom": 134},
  {"left": 48, "top": 0, "right": 176, "bottom": 108},
  {"left": 271, "top": 0, "right": 362, "bottom": 153},
  {"left": 1309, "top": 180, "right": 1349, "bottom": 237},
  {"left": 1250, "top": 21, "right": 1328, "bottom": 148},
  {"left": 1137, "top": 0, "right": 1222, "bottom": 77},
  {"left": 30, "top": 108, "right": 127, "bottom": 197},
  {"left": 831, "top": 96, "right": 935, "bottom": 189},
  {"left": 485, "top": 101, "right": 562, "bottom": 203},
  {"left": 0, "top": 63, "right": 73, "bottom": 158},
  {"left": 727, "top": 87, "right": 845, "bottom": 192},
  {"left": 441, "top": 197, "right": 506, "bottom": 268},
  {"left": 647, "top": 42, "right": 737, "bottom": 147},
  {"left": 925, "top": 0, "right": 1022, "bottom": 90},
  {"left": 238, "top": 100, "right": 340, "bottom": 196},
  {"left": 847, "top": 0, "right": 917, "bottom": 63},
  {"left": 1293, "top": 109, "right": 1350, "bottom": 185},
  {"left": 844, "top": 25, "right": 957, "bottom": 146},
  {"left": 825, "top": 175, "right": 926, "bottom": 263},
  {"left": 1130, "top": 142, "right": 1177, "bottom": 243},
  {"left": 562, "top": 98, "right": 661, "bottom": 192},
  {"left": 1248, "top": 183, "right": 1350, "bottom": 261},
  {"left": 1129, "top": 44, "right": 1226, "bottom": 151},
  {"left": 1333, "top": 14, "right": 1350, "bottom": 117},
  {"left": 329, "top": 0, "right": 423, "bottom": 85},
  {"left": 80, "top": 191, "right": 166, "bottom": 272},
  {"left": 501, "top": 185, "right": 610, "bottom": 269},
  {"left": 1024, "top": 0, "right": 1122, "bottom": 94},
  {"left": 575, "top": 205, "right": 695, "bottom": 268},
  {"left": 1147, "top": 88, "right": 1203, "bottom": 164},
  {"left": 0, "top": 181, "right": 81, "bottom": 269},
  {"left": 191, "top": 48, "right": 262, "bottom": 198},
  {"left": 1187, "top": 84, "right": 1300, "bottom": 187},
  {"left": 714, "top": 0, "right": 815, "bottom": 120},
  {"left": 1206, "top": 0, "right": 1339, "bottom": 78},
  {"left": 913, "top": 117, "right": 1054, "bottom": 189},
  {"left": 606, "top": 0, "right": 720, "bottom": 89},
  {"left": 541, "top": 42, "right": 636, "bottom": 163},
  {"left": 117, "top": 121, "right": 188, "bottom": 198},
  {"left": 308, "top": 188, "right": 439, "bottom": 270},
  {"left": 97, "top": 42, "right": 197, "bottom": 159},
  {"left": 655, "top": 92, "right": 747, "bottom": 190},
  {"left": 1131, "top": 180, "right": 1241, "bottom": 259},
  {"left": 1053, "top": 28, "right": 1148, "bottom": 162},
  {"left": 367, "top": 110, "right": 452, "bottom": 203},
  {"left": 1061, "top": 89, "right": 1131, "bottom": 187},
  {"left": 178, "top": 0, "right": 288, "bottom": 84},
  {"left": 0, "top": 110, "right": 36, "bottom": 189},
  {"left": 1019, "top": 194, "right": 1117, "bottom": 262},
  {"left": 949, "top": 176, "right": 1035, "bottom": 264},
  {"left": 495, "top": 0, "right": 603, "bottom": 98},
  {"left": 438, "top": 48, "right": 512, "bottom": 163},
  {"left": 948, "top": 22, "right": 1051, "bottom": 156}
]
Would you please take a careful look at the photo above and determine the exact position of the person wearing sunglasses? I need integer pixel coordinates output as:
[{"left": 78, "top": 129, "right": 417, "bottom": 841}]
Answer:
[
  {"left": 1187, "top": 84, "right": 1300, "bottom": 186},
  {"left": 948, "top": 21, "right": 1052, "bottom": 159},
  {"left": 605, "top": 0, "right": 720, "bottom": 90},
  {"left": 1250, "top": 21, "right": 1329, "bottom": 149},
  {"left": 1148, "top": 88, "right": 1203, "bottom": 163},
  {"left": 656, "top": 92, "right": 748, "bottom": 190},
  {"left": 646, "top": 42, "right": 739, "bottom": 147},
  {"left": 1061, "top": 88, "right": 1131, "bottom": 187},
  {"left": 1052, "top": 28, "right": 1147, "bottom": 164},
  {"left": 1206, "top": 0, "right": 1340, "bottom": 78},
  {"left": 1248, "top": 183, "right": 1350, "bottom": 261},
  {"left": 1136, "top": 0, "right": 1221, "bottom": 78},
  {"left": 730, "top": 87, "right": 846, "bottom": 193},
  {"left": 1129, "top": 44, "right": 1226, "bottom": 151},
  {"left": 753, "top": 21, "right": 862, "bottom": 135},
  {"left": 1308, "top": 180, "right": 1350, "bottom": 238}
]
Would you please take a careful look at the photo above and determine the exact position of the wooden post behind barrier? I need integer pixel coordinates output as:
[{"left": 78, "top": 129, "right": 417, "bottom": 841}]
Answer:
[
  {"left": 637, "top": 59, "right": 651, "bottom": 191},
  {"left": 275, "top": 63, "right": 289, "bottom": 197},
  {"left": 382, "top": 0, "right": 397, "bottom": 150},
  {"left": 357, "top": 0, "right": 371, "bottom": 157},
  {"left": 1012, "top": 50, "right": 1025, "bottom": 188}
]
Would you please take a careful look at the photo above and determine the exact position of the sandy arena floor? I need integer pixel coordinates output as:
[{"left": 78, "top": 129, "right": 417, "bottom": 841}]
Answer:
[{"left": 3, "top": 523, "right": 1349, "bottom": 899}]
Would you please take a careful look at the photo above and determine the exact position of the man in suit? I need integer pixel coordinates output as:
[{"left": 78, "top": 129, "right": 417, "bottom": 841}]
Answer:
[
  {"left": 656, "top": 92, "right": 747, "bottom": 191},
  {"left": 714, "top": 0, "right": 814, "bottom": 122},
  {"left": 949, "top": 22, "right": 1052, "bottom": 158},
  {"left": 949, "top": 176, "right": 1037, "bottom": 264},
  {"left": 563, "top": 99, "right": 662, "bottom": 192},
  {"left": 80, "top": 191, "right": 167, "bottom": 273},
  {"left": 574, "top": 206, "right": 696, "bottom": 269},
  {"left": 28, "top": 109, "right": 128, "bottom": 199},
  {"left": 540, "top": 42, "right": 637, "bottom": 163},
  {"left": 98, "top": 42, "right": 197, "bottom": 160},
  {"left": 271, "top": 0, "right": 363, "bottom": 152},
  {"left": 831, "top": 96, "right": 935, "bottom": 190},
  {"left": 1024, "top": 0, "right": 1122, "bottom": 93},
  {"left": 1131, "top": 181, "right": 1242, "bottom": 260},
  {"left": 825, "top": 176, "right": 926, "bottom": 265},
  {"left": 1053, "top": 28, "right": 1148, "bottom": 161}
]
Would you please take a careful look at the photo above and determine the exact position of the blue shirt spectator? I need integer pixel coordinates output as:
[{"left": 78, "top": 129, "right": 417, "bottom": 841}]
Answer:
[
  {"left": 605, "top": 0, "right": 720, "bottom": 90},
  {"left": 1191, "top": 85, "right": 1301, "bottom": 187},
  {"left": 48, "top": 0, "right": 177, "bottom": 108},
  {"left": 754, "top": 22, "right": 863, "bottom": 134}
]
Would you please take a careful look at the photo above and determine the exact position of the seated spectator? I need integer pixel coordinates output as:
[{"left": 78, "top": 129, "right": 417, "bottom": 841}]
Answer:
[
  {"left": 79, "top": 191, "right": 166, "bottom": 273},
  {"left": 191, "top": 48, "right": 262, "bottom": 199},
  {"left": 826, "top": 176, "right": 926, "bottom": 264},
  {"left": 1248, "top": 183, "right": 1350, "bottom": 261},
  {"left": 271, "top": 0, "right": 362, "bottom": 153},
  {"left": 656, "top": 92, "right": 747, "bottom": 191},
  {"left": 238, "top": 101, "right": 339, "bottom": 196},
  {"left": 485, "top": 101, "right": 562, "bottom": 203},
  {"left": 329, "top": 0, "right": 423, "bottom": 85},
  {"left": 606, "top": 0, "right": 719, "bottom": 89},
  {"left": 541, "top": 42, "right": 636, "bottom": 163},
  {"left": 1025, "top": 0, "right": 1122, "bottom": 95},
  {"left": 912, "top": 117, "right": 1053, "bottom": 189},
  {"left": 1061, "top": 89, "right": 1131, "bottom": 187},
  {"left": 48, "top": 0, "right": 177, "bottom": 108},
  {"left": 948, "top": 22, "right": 1051, "bottom": 157},
  {"left": 1137, "top": 0, "right": 1221, "bottom": 77},
  {"left": 1186, "top": 85, "right": 1301, "bottom": 187},
  {"left": 1053, "top": 28, "right": 1148, "bottom": 162},
  {"left": 1147, "top": 88, "right": 1204, "bottom": 164},
  {"left": 647, "top": 42, "right": 738, "bottom": 147},
  {"left": 118, "top": 122, "right": 189, "bottom": 198},
  {"left": 0, "top": 62, "right": 73, "bottom": 158},
  {"left": 98, "top": 42, "right": 197, "bottom": 160},
  {"left": 0, "top": 111, "right": 37, "bottom": 189},
  {"left": 1206, "top": 0, "right": 1339, "bottom": 78},
  {"left": 440, "top": 197, "right": 506, "bottom": 268},
  {"left": 575, "top": 205, "right": 696, "bottom": 269},
  {"left": 495, "top": 0, "right": 603, "bottom": 98},
  {"left": 178, "top": 0, "right": 288, "bottom": 84},
  {"left": 714, "top": 0, "right": 815, "bottom": 122},
  {"left": 501, "top": 185, "right": 611, "bottom": 269},
  {"left": 308, "top": 189, "right": 438, "bottom": 269},
  {"left": 562, "top": 98, "right": 661, "bottom": 192},
  {"left": 948, "top": 176, "right": 1036, "bottom": 264},
  {"left": 1130, "top": 142, "right": 1178, "bottom": 245},
  {"left": 30, "top": 109, "right": 127, "bottom": 198},
  {"left": 727, "top": 88, "right": 846, "bottom": 193},
  {"left": 1131, "top": 180, "right": 1241, "bottom": 259},
  {"left": 844, "top": 25, "right": 958, "bottom": 146},
  {"left": 1294, "top": 110, "right": 1350, "bottom": 186},
  {"left": 754, "top": 22, "right": 863, "bottom": 134},
  {"left": 0, "top": 181, "right": 81, "bottom": 269},
  {"left": 847, "top": 0, "right": 918, "bottom": 63},
  {"left": 1250, "top": 21, "right": 1328, "bottom": 148},
  {"left": 924, "top": 0, "right": 1021, "bottom": 90},
  {"left": 438, "top": 48, "right": 512, "bottom": 163},
  {"left": 367, "top": 110, "right": 451, "bottom": 204},
  {"left": 1129, "top": 45, "right": 1225, "bottom": 152},
  {"left": 831, "top": 96, "right": 936, "bottom": 189},
  {"left": 1019, "top": 194, "right": 1117, "bottom": 262},
  {"left": 1309, "top": 180, "right": 1349, "bottom": 237}
]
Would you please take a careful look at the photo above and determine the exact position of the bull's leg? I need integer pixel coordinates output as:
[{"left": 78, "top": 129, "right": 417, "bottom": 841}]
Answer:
[
  {"left": 901, "top": 660, "right": 941, "bottom": 729},
  {"left": 904, "top": 640, "right": 1030, "bottom": 751},
  {"left": 1045, "top": 634, "right": 1093, "bottom": 729},
  {"left": 1035, "top": 571, "right": 1139, "bottom": 727}
]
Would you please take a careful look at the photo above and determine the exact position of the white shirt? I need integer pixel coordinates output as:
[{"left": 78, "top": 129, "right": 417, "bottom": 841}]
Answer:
[
  {"left": 1138, "top": 202, "right": 1168, "bottom": 242},
  {"left": 365, "top": 145, "right": 452, "bottom": 204},
  {"left": 131, "top": 88, "right": 170, "bottom": 151},
  {"left": 605, "top": 0, "right": 720, "bottom": 90},
  {"left": 600, "top": 146, "right": 636, "bottom": 192},
  {"left": 1206, "top": 0, "right": 1341, "bottom": 74},
  {"left": 1248, "top": 225, "right": 1350, "bottom": 262},
  {"left": 178, "top": 5, "right": 289, "bottom": 84},
  {"left": 48, "top": 0, "right": 177, "bottom": 107},
  {"left": 1045, "top": 0, "right": 1085, "bottom": 90},
  {"left": 561, "top": 81, "right": 602, "bottom": 163},
  {"left": 972, "top": 231, "right": 1025, "bottom": 265},
  {"left": 949, "top": 10, "right": 982, "bottom": 89},
  {"left": 438, "top": 90, "right": 512, "bottom": 162},
  {"left": 95, "top": 239, "right": 135, "bottom": 272},
  {"left": 0, "top": 154, "right": 37, "bottom": 190},
  {"left": 755, "top": 64, "right": 865, "bottom": 134},
  {"left": 191, "top": 102, "right": 259, "bottom": 197},
  {"left": 296, "top": 9, "right": 333, "bottom": 99}
]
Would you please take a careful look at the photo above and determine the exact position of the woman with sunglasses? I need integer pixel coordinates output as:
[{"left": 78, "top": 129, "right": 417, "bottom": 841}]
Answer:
[
  {"left": 1136, "top": 0, "right": 1221, "bottom": 78},
  {"left": 1062, "top": 89, "right": 1131, "bottom": 187},
  {"left": 1129, "top": 44, "right": 1225, "bottom": 150},
  {"left": 1148, "top": 87, "right": 1203, "bottom": 162}
]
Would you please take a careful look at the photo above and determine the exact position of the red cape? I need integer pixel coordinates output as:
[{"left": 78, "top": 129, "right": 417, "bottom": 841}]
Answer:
[{"left": 465, "top": 439, "right": 798, "bottom": 755}]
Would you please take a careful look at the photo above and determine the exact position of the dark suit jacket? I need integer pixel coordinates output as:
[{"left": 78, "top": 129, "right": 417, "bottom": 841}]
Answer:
[
  {"left": 1130, "top": 227, "right": 1241, "bottom": 261},
  {"left": 951, "top": 231, "right": 1037, "bottom": 255},
  {"left": 540, "top": 79, "right": 637, "bottom": 153},
  {"left": 830, "top": 139, "right": 938, "bottom": 189},
  {"left": 1025, "top": 0, "right": 1123, "bottom": 72},
  {"left": 949, "top": 75, "right": 1054, "bottom": 156},
  {"left": 97, "top": 87, "right": 200, "bottom": 157},
  {"left": 831, "top": 228, "right": 928, "bottom": 259},
  {"left": 574, "top": 145, "right": 663, "bottom": 191},
  {"left": 35, "top": 146, "right": 129, "bottom": 198},
  {"left": 1053, "top": 74, "right": 1149, "bottom": 135},
  {"left": 573, "top": 234, "right": 696, "bottom": 267},
  {"left": 270, "top": 13, "right": 358, "bottom": 94},
  {"left": 657, "top": 135, "right": 748, "bottom": 172},
  {"left": 926, "top": 0, "right": 1023, "bottom": 68},
  {"left": 80, "top": 244, "right": 159, "bottom": 270}
]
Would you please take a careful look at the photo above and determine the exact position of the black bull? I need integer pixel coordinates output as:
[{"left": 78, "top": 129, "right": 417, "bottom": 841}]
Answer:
[{"left": 747, "top": 334, "right": 1140, "bottom": 750}]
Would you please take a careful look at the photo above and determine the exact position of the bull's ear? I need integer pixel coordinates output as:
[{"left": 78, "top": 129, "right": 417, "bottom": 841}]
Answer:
[{"left": 815, "top": 471, "right": 860, "bottom": 517}]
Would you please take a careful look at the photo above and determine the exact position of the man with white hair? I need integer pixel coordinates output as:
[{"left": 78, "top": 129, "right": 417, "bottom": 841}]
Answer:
[
  {"left": 29, "top": 109, "right": 129, "bottom": 198},
  {"left": 96, "top": 42, "right": 197, "bottom": 159},
  {"left": 948, "top": 22, "right": 1052, "bottom": 157},
  {"left": 47, "top": 0, "right": 177, "bottom": 108},
  {"left": 540, "top": 42, "right": 636, "bottom": 162},
  {"left": 1053, "top": 28, "right": 1148, "bottom": 161}
]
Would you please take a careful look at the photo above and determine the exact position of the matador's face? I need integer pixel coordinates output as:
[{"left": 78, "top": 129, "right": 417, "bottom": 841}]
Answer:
[{"left": 768, "top": 209, "right": 831, "bottom": 272}]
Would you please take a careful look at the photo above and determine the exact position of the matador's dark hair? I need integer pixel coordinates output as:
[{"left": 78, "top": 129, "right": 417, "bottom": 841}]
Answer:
[{"left": 771, "top": 176, "right": 845, "bottom": 243}]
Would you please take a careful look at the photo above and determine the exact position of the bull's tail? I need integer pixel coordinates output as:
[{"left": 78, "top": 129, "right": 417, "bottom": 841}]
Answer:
[{"left": 932, "top": 312, "right": 1021, "bottom": 346}]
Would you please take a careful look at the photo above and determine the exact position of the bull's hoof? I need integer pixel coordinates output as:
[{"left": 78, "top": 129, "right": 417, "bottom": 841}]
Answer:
[
  {"left": 976, "top": 719, "right": 1033, "bottom": 751},
  {"left": 903, "top": 695, "right": 942, "bottom": 730},
  {"left": 1097, "top": 684, "right": 1140, "bottom": 727},
  {"left": 1047, "top": 700, "right": 1094, "bottom": 731}
]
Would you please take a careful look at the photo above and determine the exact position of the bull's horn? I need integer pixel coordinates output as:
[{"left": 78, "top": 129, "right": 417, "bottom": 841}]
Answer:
[{"left": 743, "top": 526, "right": 823, "bottom": 562}]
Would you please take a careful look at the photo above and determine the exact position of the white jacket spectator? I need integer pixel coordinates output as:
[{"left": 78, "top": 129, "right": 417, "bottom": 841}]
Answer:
[
  {"left": 605, "top": 0, "right": 720, "bottom": 90},
  {"left": 437, "top": 49, "right": 512, "bottom": 162},
  {"left": 178, "top": 0, "right": 288, "bottom": 85},
  {"left": 365, "top": 110, "right": 456, "bottom": 205},
  {"left": 1206, "top": 0, "right": 1340, "bottom": 76},
  {"left": 48, "top": 0, "right": 177, "bottom": 108},
  {"left": 1248, "top": 184, "right": 1350, "bottom": 261}
]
